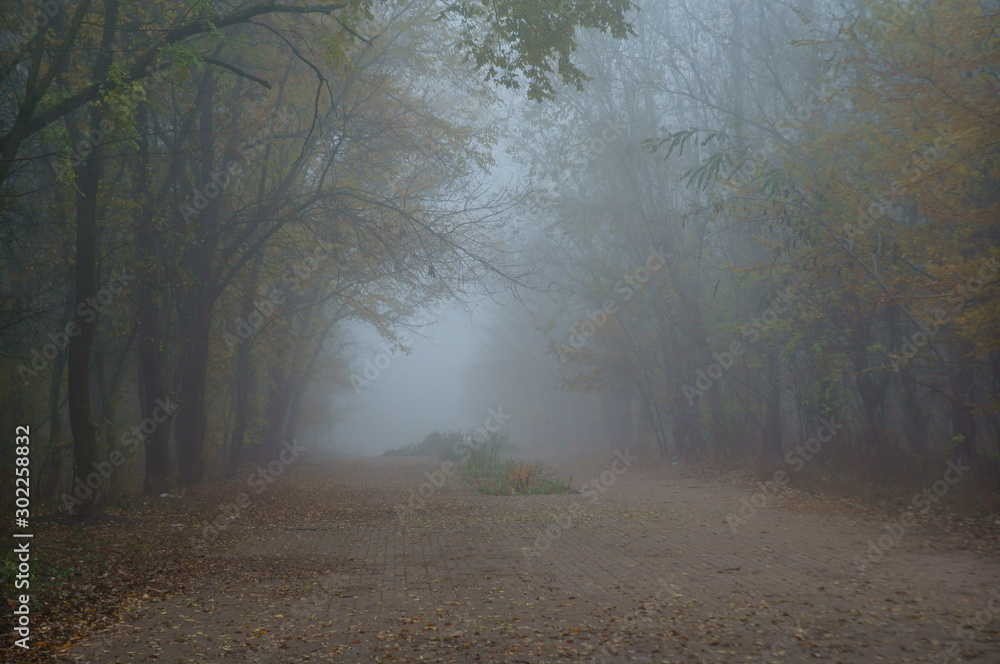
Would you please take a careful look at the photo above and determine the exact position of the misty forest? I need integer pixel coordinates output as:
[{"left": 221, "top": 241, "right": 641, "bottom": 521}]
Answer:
[{"left": 1, "top": 0, "right": 999, "bottom": 662}]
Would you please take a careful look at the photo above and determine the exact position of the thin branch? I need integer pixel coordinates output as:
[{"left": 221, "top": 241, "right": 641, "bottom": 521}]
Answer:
[{"left": 201, "top": 56, "right": 272, "bottom": 89}]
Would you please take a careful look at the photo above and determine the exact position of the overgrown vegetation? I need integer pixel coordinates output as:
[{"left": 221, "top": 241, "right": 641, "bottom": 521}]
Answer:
[
  {"left": 384, "top": 429, "right": 572, "bottom": 495},
  {"left": 456, "top": 432, "right": 573, "bottom": 495},
  {"left": 382, "top": 430, "right": 471, "bottom": 461}
]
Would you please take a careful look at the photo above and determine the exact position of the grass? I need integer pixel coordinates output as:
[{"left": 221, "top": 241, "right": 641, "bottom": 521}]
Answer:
[
  {"left": 457, "top": 432, "right": 573, "bottom": 496},
  {"left": 384, "top": 428, "right": 573, "bottom": 495}
]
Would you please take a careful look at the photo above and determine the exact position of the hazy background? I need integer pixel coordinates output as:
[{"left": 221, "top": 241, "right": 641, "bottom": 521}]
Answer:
[
  {"left": 331, "top": 305, "right": 484, "bottom": 456},
  {"left": 4, "top": 0, "right": 995, "bottom": 507}
]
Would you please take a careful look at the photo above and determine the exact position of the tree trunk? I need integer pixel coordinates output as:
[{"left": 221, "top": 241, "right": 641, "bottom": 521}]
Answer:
[
  {"left": 283, "top": 383, "right": 304, "bottom": 448},
  {"left": 261, "top": 363, "right": 292, "bottom": 460},
  {"left": 887, "top": 305, "right": 927, "bottom": 455},
  {"left": 175, "top": 301, "right": 212, "bottom": 486},
  {"left": 763, "top": 346, "right": 783, "bottom": 458},
  {"left": 850, "top": 322, "right": 889, "bottom": 453},
  {"left": 673, "top": 387, "right": 705, "bottom": 458},
  {"left": 134, "top": 102, "right": 173, "bottom": 495},
  {"left": 66, "top": 0, "right": 120, "bottom": 519},
  {"left": 227, "top": 254, "right": 263, "bottom": 474},
  {"left": 40, "top": 295, "right": 72, "bottom": 502},
  {"left": 949, "top": 343, "right": 979, "bottom": 463},
  {"left": 174, "top": 75, "right": 222, "bottom": 487},
  {"left": 67, "top": 110, "right": 103, "bottom": 517}
]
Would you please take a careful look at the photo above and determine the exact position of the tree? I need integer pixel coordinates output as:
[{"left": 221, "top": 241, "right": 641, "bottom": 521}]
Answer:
[{"left": 0, "top": 0, "right": 638, "bottom": 509}]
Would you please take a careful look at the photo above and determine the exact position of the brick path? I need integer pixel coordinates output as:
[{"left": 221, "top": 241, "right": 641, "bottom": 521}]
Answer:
[{"left": 58, "top": 455, "right": 1000, "bottom": 663}]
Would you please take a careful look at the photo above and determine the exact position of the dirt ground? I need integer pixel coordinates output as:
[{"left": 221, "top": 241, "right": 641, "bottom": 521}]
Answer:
[{"left": 53, "top": 453, "right": 1000, "bottom": 663}]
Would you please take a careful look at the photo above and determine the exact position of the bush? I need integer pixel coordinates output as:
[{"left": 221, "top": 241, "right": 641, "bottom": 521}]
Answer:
[
  {"left": 384, "top": 428, "right": 570, "bottom": 495},
  {"left": 459, "top": 431, "right": 504, "bottom": 478},
  {"left": 382, "top": 430, "right": 469, "bottom": 460},
  {"left": 457, "top": 431, "right": 572, "bottom": 495}
]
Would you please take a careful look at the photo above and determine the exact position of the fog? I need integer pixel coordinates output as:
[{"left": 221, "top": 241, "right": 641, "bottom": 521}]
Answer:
[
  {"left": 314, "top": 0, "right": 998, "bottom": 475},
  {"left": 332, "top": 306, "right": 484, "bottom": 456},
  {"left": 3, "top": 0, "right": 998, "bottom": 660},
  {"left": 3, "top": 0, "right": 996, "bottom": 512}
]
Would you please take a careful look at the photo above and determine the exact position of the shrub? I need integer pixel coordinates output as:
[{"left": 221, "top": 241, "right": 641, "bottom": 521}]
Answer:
[
  {"left": 382, "top": 430, "right": 467, "bottom": 460},
  {"left": 457, "top": 432, "right": 572, "bottom": 495}
]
